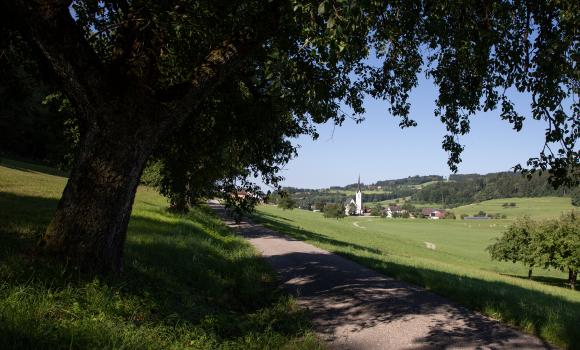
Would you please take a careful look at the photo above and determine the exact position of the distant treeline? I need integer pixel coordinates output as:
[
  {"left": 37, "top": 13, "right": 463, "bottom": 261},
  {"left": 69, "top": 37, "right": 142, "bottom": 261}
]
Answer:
[
  {"left": 412, "top": 172, "right": 569, "bottom": 207},
  {"left": 374, "top": 175, "right": 444, "bottom": 188},
  {"left": 328, "top": 175, "right": 444, "bottom": 191}
]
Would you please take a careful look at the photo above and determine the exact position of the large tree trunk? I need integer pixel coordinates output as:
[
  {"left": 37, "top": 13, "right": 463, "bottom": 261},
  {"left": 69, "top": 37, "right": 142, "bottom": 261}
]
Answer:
[
  {"left": 569, "top": 269, "right": 577, "bottom": 290},
  {"left": 41, "top": 113, "right": 157, "bottom": 273}
]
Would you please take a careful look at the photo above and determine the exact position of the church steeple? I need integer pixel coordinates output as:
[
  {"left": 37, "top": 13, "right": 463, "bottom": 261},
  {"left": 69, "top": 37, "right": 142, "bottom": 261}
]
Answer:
[{"left": 355, "top": 175, "right": 363, "bottom": 215}]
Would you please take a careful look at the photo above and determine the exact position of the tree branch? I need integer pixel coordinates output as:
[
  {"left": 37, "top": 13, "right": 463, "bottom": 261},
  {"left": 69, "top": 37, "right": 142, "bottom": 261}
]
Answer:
[
  {"left": 1, "top": 0, "right": 108, "bottom": 117},
  {"left": 155, "top": 1, "right": 282, "bottom": 131}
]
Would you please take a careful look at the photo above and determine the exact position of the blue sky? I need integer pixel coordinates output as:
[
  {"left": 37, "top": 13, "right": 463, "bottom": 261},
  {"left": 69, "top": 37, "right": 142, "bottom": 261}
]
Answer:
[{"left": 277, "top": 76, "right": 548, "bottom": 189}]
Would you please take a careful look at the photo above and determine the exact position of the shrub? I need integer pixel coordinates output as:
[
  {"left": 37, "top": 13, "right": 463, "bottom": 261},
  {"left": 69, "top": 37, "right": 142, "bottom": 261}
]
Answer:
[
  {"left": 277, "top": 196, "right": 296, "bottom": 210},
  {"left": 370, "top": 203, "right": 382, "bottom": 216},
  {"left": 323, "top": 203, "right": 345, "bottom": 219}
]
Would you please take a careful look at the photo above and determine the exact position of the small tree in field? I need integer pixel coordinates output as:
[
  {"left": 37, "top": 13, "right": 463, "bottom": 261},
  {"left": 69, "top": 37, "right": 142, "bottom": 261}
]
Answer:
[
  {"left": 323, "top": 204, "right": 345, "bottom": 220},
  {"left": 277, "top": 196, "right": 296, "bottom": 211},
  {"left": 444, "top": 211, "right": 456, "bottom": 220},
  {"left": 535, "top": 212, "right": 579, "bottom": 289},
  {"left": 487, "top": 217, "right": 538, "bottom": 279}
]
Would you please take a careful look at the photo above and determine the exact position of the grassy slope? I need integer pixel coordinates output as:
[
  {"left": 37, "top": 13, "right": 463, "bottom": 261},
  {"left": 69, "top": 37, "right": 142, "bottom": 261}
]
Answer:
[
  {"left": 453, "top": 197, "right": 575, "bottom": 219},
  {"left": 254, "top": 205, "right": 580, "bottom": 349},
  {"left": 0, "top": 160, "right": 320, "bottom": 350}
]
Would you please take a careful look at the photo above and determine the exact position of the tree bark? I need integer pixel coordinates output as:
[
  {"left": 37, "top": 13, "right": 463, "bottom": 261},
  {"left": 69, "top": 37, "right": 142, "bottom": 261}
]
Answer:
[
  {"left": 41, "top": 112, "right": 157, "bottom": 273},
  {"left": 528, "top": 267, "right": 533, "bottom": 280},
  {"left": 569, "top": 269, "right": 577, "bottom": 290}
]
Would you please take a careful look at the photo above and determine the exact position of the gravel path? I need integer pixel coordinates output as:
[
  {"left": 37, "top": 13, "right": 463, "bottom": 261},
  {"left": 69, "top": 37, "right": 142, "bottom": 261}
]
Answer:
[{"left": 210, "top": 203, "right": 553, "bottom": 349}]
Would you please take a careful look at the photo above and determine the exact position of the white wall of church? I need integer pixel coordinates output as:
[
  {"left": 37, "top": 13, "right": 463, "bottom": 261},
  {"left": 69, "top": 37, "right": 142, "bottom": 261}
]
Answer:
[{"left": 355, "top": 190, "right": 363, "bottom": 215}]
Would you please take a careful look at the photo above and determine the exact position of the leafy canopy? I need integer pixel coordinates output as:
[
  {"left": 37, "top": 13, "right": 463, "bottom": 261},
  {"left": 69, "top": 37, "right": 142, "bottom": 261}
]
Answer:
[{"left": 2, "top": 0, "right": 578, "bottom": 199}]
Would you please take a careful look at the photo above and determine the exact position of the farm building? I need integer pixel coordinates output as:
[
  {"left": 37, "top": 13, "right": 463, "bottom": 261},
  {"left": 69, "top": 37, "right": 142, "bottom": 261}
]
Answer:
[
  {"left": 422, "top": 207, "right": 446, "bottom": 219},
  {"left": 429, "top": 210, "right": 447, "bottom": 219}
]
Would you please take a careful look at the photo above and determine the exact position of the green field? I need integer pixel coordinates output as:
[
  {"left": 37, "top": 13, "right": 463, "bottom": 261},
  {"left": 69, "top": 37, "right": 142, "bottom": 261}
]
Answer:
[
  {"left": 0, "top": 160, "right": 319, "bottom": 349},
  {"left": 453, "top": 197, "right": 575, "bottom": 220},
  {"left": 254, "top": 205, "right": 580, "bottom": 349}
]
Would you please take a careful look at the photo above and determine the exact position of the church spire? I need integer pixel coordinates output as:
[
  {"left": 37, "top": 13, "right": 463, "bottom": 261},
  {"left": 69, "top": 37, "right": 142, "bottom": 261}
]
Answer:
[{"left": 357, "top": 174, "right": 361, "bottom": 192}]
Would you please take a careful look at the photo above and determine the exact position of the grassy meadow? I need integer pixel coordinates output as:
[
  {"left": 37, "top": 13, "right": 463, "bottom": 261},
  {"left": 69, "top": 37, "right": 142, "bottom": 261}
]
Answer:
[
  {"left": 254, "top": 204, "right": 580, "bottom": 349},
  {"left": 0, "top": 159, "right": 320, "bottom": 350}
]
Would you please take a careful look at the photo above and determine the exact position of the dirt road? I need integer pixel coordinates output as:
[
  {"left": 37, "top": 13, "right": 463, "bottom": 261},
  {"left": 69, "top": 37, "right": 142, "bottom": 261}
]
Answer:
[{"left": 210, "top": 203, "right": 553, "bottom": 349}]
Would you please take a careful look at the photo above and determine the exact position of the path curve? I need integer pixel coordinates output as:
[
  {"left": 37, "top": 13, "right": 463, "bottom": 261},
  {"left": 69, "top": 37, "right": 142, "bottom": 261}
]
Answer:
[
  {"left": 352, "top": 221, "right": 367, "bottom": 229},
  {"left": 210, "top": 203, "right": 554, "bottom": 350},
  {"left": 353, "top": 218, "right": 378, "bottom": 229}
]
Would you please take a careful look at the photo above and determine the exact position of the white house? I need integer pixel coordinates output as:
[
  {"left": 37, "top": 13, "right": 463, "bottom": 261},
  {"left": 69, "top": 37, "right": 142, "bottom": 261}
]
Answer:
[
  {"left": 385, "top": 205, "right": 403, "bottom": 218},
  {"left": 345, "top": 176, "right": 364, "bottom": 215}
]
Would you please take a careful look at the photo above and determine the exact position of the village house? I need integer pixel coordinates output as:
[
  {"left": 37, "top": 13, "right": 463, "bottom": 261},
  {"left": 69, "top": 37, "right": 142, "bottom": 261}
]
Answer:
[
  {"left": 422, "top": 207, "right": 446, "bottom": 219},
  {"left": 421, "top": 207, "right": 435, "bottom": 218},
  {"left": 429, "top": 210, "right": 447, "bottom": 219},
  {"left": 384, "top": 205, "right": 404, "bottom": 218}
]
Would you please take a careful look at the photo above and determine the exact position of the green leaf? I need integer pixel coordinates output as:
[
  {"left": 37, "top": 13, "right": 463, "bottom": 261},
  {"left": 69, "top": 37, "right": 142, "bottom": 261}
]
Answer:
[
  {"left": 318, "top": 2, "right": 326, "bottom": 16},
  {"left": 327, "top": 15, "right": 336, "bottom": 29}
]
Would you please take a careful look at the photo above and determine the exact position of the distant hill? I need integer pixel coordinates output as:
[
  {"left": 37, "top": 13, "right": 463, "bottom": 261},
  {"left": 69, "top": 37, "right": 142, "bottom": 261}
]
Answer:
[
  {"left": 413, "top": 172, "right": 568, "bottom": 207},
  {"left": 278, "top": 172, "right": 570, "bottom": 209}
]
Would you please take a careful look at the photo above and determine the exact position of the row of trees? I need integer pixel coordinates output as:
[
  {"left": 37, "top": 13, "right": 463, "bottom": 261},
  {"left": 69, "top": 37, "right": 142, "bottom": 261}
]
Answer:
[
  {"left": 460, "top": 211, "right": 508, "bottom": 219},
  {"left": 487, "top": 212, "right": 579, "bottom": 289}
]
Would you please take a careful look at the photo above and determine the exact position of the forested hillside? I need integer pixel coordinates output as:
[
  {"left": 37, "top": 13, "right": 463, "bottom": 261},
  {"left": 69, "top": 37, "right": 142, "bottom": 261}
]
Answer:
[
  {"left": 413, "top": 172, "right": 569, "bottom": 206},
  {"left": 279, "top": 172, "right": 570, "bottom": 209}
]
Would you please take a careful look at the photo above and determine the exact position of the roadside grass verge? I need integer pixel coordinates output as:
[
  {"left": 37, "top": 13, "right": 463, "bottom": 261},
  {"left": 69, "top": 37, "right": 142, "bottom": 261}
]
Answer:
[
  {"left": 0, "top": 160, "right": 321, "bottom": 350},
  {"left": 253, "top": 206, "right": 580, "bottom": 349}
]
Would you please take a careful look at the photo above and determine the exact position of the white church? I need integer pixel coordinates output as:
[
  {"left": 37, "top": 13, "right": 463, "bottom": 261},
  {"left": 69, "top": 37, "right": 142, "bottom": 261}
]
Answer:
[{"left": 345, "top": 176, "right": 364, "bottom": 216}]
